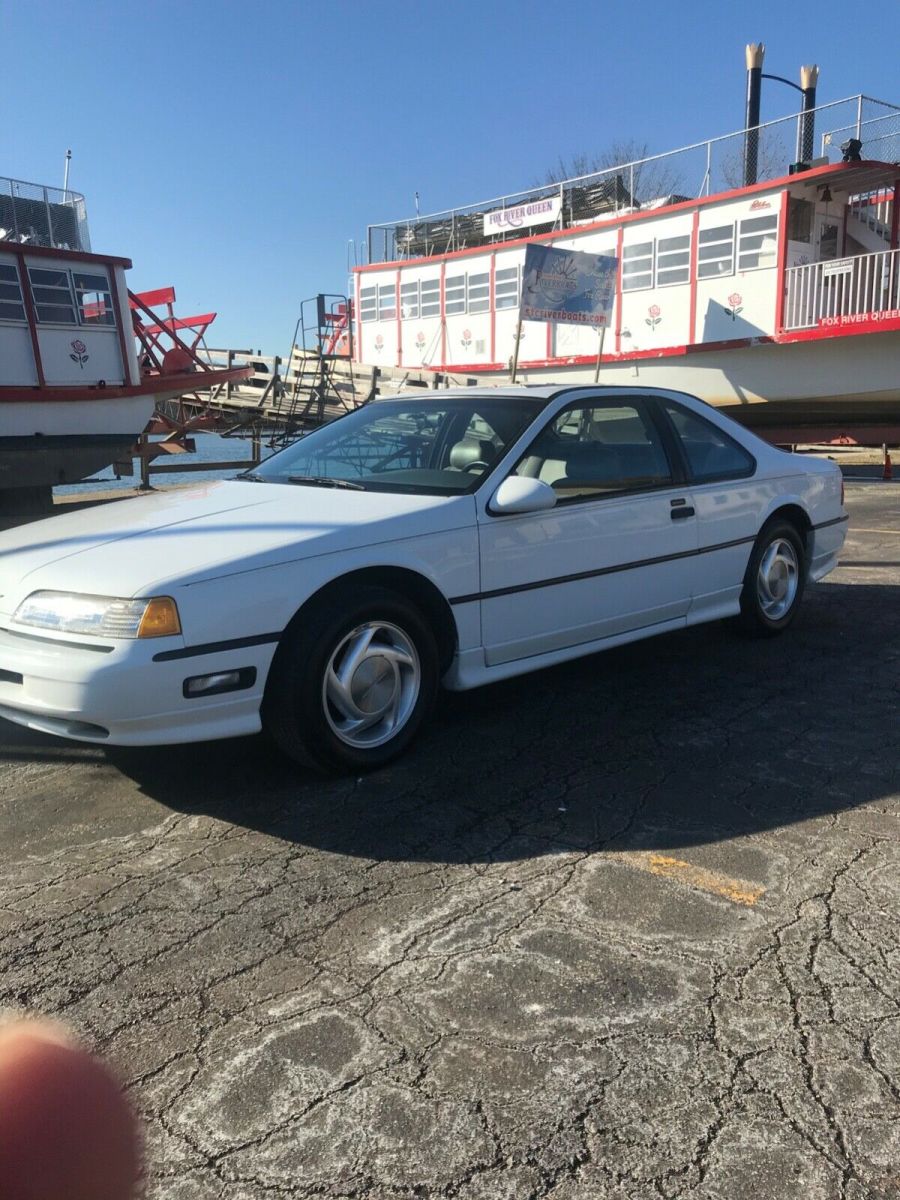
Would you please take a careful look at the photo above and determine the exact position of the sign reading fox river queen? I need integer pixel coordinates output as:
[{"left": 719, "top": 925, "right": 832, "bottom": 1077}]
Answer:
[
  {"left": 520, "top": 245, "right": 618, "bottom": 327},
  {"left": 482, "top": 196, "right": 562, "bottom": 235}
]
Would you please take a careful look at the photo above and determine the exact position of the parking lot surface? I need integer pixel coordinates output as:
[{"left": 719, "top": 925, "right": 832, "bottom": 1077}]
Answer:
[{"left": 1, "top": 481, "right": 898, "bottom": 1199}]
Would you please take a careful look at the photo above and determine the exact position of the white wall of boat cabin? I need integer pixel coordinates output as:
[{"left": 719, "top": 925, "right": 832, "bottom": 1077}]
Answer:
[
  {"left": 695, "top": 193, "right": 781, "bottom": 344},
  {"left": 31, "top": 256, "right": 125, "bottom": 386},
  {"left": 0, "top": 252, "right": 38, "bottom": 385},
  {"left": 356, "top": 268, "right": 393, "bottom": 366},
  {"left": 396, "top": 265, "right": 441, "bottom": 369},
  {"left": 620, "top": 212, "right": 692, "bottom": 354},
  {"left": 355, "top": 185, "right": 795, "bottom": 370},
  {"left": 443, "top": 253, "right": 493, "bottom": 366},
  {"left": 39, "top": 326, "right": 122, "bottom": 385}
]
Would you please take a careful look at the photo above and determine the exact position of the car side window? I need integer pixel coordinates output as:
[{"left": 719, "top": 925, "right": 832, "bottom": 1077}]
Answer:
[
  {"left": 663, "top": 402, "right": 755, "bottom": 483},
  {"left": 513, "top": 401, "right": 673, "bottom": 501}
]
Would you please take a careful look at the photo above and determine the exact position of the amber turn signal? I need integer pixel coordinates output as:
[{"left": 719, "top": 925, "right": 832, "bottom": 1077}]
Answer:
[{"left": 137, "top": 597, "right": 182, "bottom": 639}]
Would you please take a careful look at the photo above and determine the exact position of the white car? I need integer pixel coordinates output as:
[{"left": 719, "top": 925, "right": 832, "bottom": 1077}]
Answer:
[{"left": 0, "top": 386, "right": 846, "bottom": 772}]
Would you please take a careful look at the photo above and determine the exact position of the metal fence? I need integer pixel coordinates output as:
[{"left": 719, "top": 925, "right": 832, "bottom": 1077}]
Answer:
[
  {"left": 783, "top": 247, "right": 900, "bottom": 330},
  {"left": 366, "top": 94, "right": 900, "bottom": 264},
  {"left": 0, "top": 176, "right": 90, "bottom": 252}
]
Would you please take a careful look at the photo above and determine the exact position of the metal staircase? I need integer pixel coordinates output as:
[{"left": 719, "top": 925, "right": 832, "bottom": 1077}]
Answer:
[
  {"left": 846, "top": 189, "right": 894, "bottom": 254},
  {"left": 269, "top": 294, "right": 357, "bottom": 449}
]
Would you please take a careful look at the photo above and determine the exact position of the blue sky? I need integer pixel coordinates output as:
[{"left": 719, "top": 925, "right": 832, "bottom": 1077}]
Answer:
[{"left": 4, "top": 0, "right": 898, "bottom": 352}]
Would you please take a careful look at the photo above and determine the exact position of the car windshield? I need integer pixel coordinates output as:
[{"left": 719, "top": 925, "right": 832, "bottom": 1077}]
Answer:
[{"left": 246, "top": 395, "right": 542, "bottom": 495}]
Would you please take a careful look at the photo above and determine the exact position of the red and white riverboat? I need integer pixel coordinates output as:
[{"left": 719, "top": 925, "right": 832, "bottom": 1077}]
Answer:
[
  {"left": 0, "top": 176, "right": 248, "bottom": 509},
  {"left": 353, "top": 91, "right": 900, "bottom": 444}
]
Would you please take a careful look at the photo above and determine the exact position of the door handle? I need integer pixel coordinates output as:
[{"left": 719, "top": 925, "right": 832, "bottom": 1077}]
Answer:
[{"left": 670, "top": 502, "right": 695, "bottom": 520}]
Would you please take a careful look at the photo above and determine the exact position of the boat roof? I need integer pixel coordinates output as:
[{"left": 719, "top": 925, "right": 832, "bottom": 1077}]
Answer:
[{"left": 357, "top": 159, "right": 900, "bottom": 274}]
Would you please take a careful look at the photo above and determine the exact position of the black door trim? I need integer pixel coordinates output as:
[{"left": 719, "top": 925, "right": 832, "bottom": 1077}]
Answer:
[{"left": 449, "top": 534, "right": 756, "bottom": 605}]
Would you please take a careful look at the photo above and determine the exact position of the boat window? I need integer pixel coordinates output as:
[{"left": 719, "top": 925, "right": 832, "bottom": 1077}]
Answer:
[
  {"left": 622, "top": 241, "right": 653, "bottom": 290},
  {"left": 359, "top": 286, "right": 377, "bottom": 322},
  {"left": 445, "top": 274, "right": 465, "bottom": 315},
  {"left": 697, "top": 224, "right": 735, "bottom": 278},
  {"left": 420, "top": 278, "right": 440, "bottom": 317},
  {"left": 0, "top": 263, "right": 25, "bottom": 322},
  {"left": 28, "top": 267, "right": 77, "bottom": 324},
  {"left": 467, "top": 271, "right": 490, "bottom": 314},
  {"left": 788, "top": 200, "right": 813, "bottom": 243},
  {"left": 656, "top": 234, "right": 690, "bottom": 286},
  {"left": 495, "top": 265, "right": 520, "bottom": 309},
  {"left": 73, "top": 271, "right": 116, "bottom": 327},
  {"left": 378, "top": 283, "right": 397, "bottom": 320},
  {"left": 400, "top": 280, "right": 419, "bottom": 320},
  {"left": 738, "top": 214, "right": 779, "bottom": 270}
]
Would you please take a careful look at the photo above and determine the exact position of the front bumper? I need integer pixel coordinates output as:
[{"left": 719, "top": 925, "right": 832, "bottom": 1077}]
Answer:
[{"left": 0, "top": 625, "right": 277, "bottom": 746}]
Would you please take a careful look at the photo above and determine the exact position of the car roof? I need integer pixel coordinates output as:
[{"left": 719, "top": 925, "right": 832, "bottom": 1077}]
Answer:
[{"left": 375, "top": 384, "right": 591, "bottom": 403}]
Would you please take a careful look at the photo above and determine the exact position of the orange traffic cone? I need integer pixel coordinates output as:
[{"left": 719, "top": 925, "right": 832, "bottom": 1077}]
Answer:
[{"left": 884, "top": 450, "right": 893, "bottom": 481}]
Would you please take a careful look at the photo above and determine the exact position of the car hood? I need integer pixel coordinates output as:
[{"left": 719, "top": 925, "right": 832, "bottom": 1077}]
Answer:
[{"left": 0, "top": 480, "right": 475, "bottom": 607}]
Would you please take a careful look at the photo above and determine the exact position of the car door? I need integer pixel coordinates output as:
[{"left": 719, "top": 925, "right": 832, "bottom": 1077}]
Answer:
[
  {"left": 657, "top": 398, "right": 762, "bottom": 622},
  {"left": 476, "top": 395, "right": 699, "bottom": 667}
]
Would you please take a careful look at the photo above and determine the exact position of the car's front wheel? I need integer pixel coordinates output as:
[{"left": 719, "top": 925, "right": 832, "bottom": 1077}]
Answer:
[
  {"left": 737, "top": 519, "right": 806, "bottom": 635},
  {"left": 263, "top": 586, "right": 439, "bottom": 772}
]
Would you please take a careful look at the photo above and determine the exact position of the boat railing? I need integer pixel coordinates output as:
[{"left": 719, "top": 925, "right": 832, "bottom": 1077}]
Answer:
[
  {"left": 365, "top": 94, "right": 900, "bottom": 265},
  {"left": 0, "top": 176, "right": 90, "bottom": 252},
  {"left": 783, "top": 247, "right": 900, "bottom": 331}
]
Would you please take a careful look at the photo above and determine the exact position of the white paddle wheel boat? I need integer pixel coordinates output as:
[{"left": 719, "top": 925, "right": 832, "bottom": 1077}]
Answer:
[
  {"left": 355, "top": 81, "right": 900, "bottom": 447},
  {"left": 0, "top": 176, "right": 249, "bottom": 516}
]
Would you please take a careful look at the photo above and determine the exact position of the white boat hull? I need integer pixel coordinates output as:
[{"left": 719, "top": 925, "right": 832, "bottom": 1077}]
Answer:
[
  {"left": 467, "top": 328, "right": 900, "bottom": 433},
  {"left": 0, "top": 395, "right": 157, "bottom": 491}
]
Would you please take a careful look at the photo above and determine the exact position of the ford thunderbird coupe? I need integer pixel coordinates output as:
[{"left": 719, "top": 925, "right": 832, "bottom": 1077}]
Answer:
[{"left": 0, "top": 386, "right": 847, "bottom": 771}]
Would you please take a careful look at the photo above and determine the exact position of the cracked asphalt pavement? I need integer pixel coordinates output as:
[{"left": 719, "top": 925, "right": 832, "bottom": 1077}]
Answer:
[{"left": 1, "top": 480, "right": 898, "bottom": 1199}]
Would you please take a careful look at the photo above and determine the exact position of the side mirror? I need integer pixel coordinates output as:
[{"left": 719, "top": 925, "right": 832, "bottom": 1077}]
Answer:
[{"left": 490, "top": 476, "right": 557, "bottom": 515}]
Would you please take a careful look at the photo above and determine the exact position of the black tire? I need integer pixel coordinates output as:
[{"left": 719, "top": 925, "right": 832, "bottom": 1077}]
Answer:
[
  {"left": 262, "top": 585, "right": 439, "bottom": 773},
  {"left": 737, "top": 518, "right": 806, "bottom": 636}
]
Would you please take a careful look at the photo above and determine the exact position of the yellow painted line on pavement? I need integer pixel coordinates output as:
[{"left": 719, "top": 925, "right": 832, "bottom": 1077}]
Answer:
[
  {"left": 612, "top": 851, "right": 765, "bottom": 907},
  {"left": 847, "top": 528, "right": 900, "bottom": 535}
]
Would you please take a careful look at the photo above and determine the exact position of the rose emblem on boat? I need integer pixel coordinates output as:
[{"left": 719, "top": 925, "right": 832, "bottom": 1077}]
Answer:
[
  {"left": 645, "top": 304, "right": 662, "bottom": 330},
  {"left": 725, "top": 293, "right": 743, "bottom": 320},
  {"left": 460, "top": 328, "right": 472, "bottom": 350},
  {"left": 415, "top": 331, "right": 426, "bottom": 351},
  {"left": 69, "top": 338, "right": 89, "bottom": 368},
  {"left": 373, "top": 334, "right": 384, "bottom": 352}
]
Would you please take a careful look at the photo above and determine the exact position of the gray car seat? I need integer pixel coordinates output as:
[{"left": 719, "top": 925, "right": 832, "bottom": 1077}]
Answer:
[{"left": 449, "top": 437, "right": 496, "bottom": 472}]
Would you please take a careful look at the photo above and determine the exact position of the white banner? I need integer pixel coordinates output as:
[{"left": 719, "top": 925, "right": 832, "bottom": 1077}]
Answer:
[
  {"left": 483, "top": 196, "right": 562, "bottom": 236},
  {"left": 822, "top": 257, "right": 855, "bottom": 277}
]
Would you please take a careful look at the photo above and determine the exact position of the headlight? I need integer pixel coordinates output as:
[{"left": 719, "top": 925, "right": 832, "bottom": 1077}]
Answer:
[{"left": 13, "top": 592, "right": 181, "bottom": 639}]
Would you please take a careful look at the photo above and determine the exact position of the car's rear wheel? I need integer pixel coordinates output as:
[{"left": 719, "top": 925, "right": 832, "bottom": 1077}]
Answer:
[
  {"left": 737, "top": 519, "right": 806, "bottom": 636},
  {"left": 263, "top": 586, "right": 439, "bottom": 772}
]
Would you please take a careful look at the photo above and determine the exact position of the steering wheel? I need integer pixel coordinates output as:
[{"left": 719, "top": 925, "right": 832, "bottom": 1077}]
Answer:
[{"left": 463, "top": 461, "right": 490, "bottom": 473}]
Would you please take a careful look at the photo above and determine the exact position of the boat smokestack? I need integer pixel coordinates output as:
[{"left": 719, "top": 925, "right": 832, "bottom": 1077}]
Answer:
[
  {"left": 743, "top": 43, "right": 765, "bottom": 187},
  {"left": 798, "top": 64, "right": 819, "bottom": 163}
]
